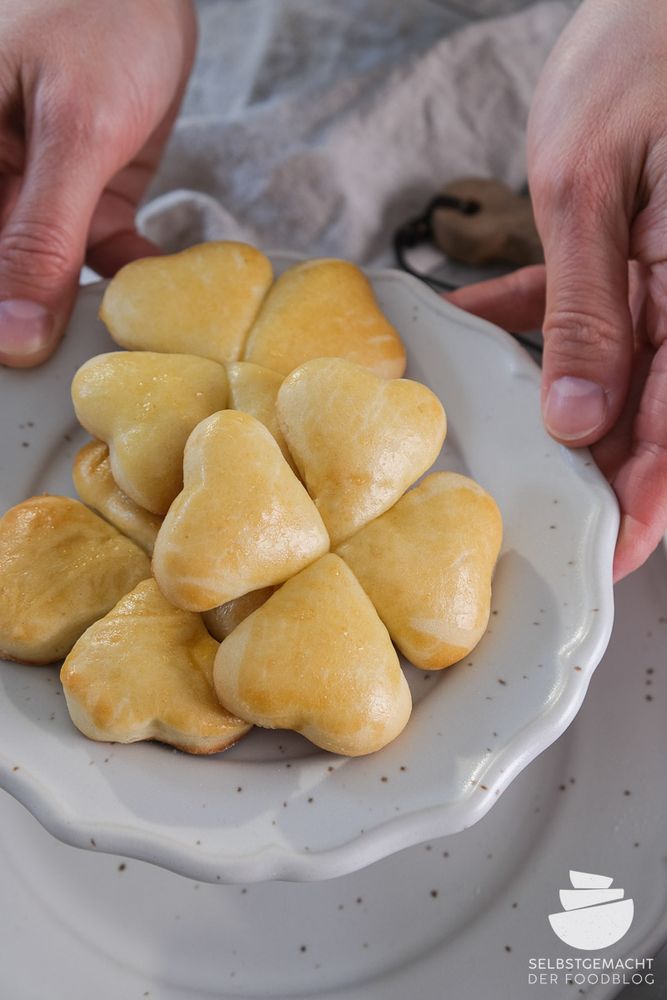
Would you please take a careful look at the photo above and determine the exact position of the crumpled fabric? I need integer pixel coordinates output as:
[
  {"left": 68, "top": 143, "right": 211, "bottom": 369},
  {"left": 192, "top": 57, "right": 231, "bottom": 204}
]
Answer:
[{"left": 139, "top": 0, "right": 576, "bottom": 266}]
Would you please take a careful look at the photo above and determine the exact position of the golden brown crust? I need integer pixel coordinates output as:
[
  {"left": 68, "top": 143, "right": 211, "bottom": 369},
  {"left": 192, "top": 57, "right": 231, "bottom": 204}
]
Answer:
[
  {"left": 336, "top": 472, "right": 503, "bottom": 669},
  {"left": 152, "top": 411, "right": 330, "bottom": 611},
  {"left": 99, "top": 241, "right": 273, "bottom": 364},
  {"left": 225, "top": 361, "right": 297, "bottom": 472},
  {"left": 61, "top": 579, "right": 252, "bottom": 753},
  {"left": 213, "top": 554, "right": 412, "bottom": 756},
  {"left": 202, "top": 588, "right": 276, "bottom": 642},
  {"left": 276, "top": 358, "right": 446, "bottom": 546},
  {"left": 72, "top": 440, "right": 163, "bottom": 555},
  {"left": 71, "top": 351, "right": 229, "bottom": 516},
  {"left": 0, "top": 649, "right": 54, "bottom": 667},
  {"left": 243, "top": 258, "right": 406, "bottom": 377},
  {"left": 0, "top": 495, "right": 151, "bottom": 665},
  {"left": 148, "top": 734, "right": 245, "bottom": 756}
]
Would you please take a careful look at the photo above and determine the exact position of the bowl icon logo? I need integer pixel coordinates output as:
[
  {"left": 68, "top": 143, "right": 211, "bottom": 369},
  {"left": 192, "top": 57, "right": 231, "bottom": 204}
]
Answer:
[{"left": 548, "top": 871, "right": 634, "bottom": 951}]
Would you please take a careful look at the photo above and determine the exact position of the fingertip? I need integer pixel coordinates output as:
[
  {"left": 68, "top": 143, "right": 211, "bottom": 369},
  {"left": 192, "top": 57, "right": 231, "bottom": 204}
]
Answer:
[
  {"left": 0, "top": 299, "right": 63, "bottom": 369},
  {"left": 612, "top": 511, "right": 667, "bottom": 583},
  {"left": 542, "top": 376, "right": 609, "bottom": 445},
  {"left": 0, "top": 340, "right": 63, "bottom": 369},
  {"left": 612, "top": 514, "right": 650, "bottom": 583},
  {"left": 445, "top": 265, "right": 546, "bottom": 333}
]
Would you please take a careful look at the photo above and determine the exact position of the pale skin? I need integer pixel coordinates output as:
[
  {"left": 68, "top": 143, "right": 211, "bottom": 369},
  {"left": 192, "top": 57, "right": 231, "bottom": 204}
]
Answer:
[
  {"left": 450, "top": 0, "right": 667, "bottom": 582},
  {"left": 0, "top": 0, "right": 196, "bottom": 365},
  {"left": 0, "top": 0, "right": 664, "bottom": 580}
]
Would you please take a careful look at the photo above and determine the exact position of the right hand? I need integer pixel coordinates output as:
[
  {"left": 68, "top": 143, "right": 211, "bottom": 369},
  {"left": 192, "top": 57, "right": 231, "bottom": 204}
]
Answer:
[
  {"left": 0, "top": 0, "right": 196, "bottom": 368},
  {"left": 448, "top": 0, "right": 667, "bottom": 581}
]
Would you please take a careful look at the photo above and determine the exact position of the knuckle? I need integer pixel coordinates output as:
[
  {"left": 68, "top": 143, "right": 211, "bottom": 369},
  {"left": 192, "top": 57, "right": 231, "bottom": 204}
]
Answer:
[
  {"left": 42, "top": 99, "right": 105, "bottom": 152},
  {"left": 37, "top": 75, "right": 119, "bottom": 157},
  {"left": 0, "top": 219, "right": 77, "bottom": 285},
  {"left": 530, "top": 146, "right": 614, "bottom": 223},
  {"left": 543, "top": 309, "right": 617, "bottom": 363},
  {"left": 38, "top": 76, "right": 92, "bottom": 140}
]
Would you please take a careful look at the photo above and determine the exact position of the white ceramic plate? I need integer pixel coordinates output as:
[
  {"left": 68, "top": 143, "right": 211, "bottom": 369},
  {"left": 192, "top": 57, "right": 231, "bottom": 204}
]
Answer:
[
  {"left": 2, "top": 548, "right": 665, "bottom": 1000},
  {"left": 0, "top": 257, "right": 618, "bottom": 883}
]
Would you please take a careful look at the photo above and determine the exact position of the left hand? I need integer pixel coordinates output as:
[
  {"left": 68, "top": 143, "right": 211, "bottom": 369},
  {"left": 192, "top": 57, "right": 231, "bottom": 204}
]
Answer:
[
  {"left": 447, "top": 0, "right": 667, "bottom": 582},
  {"left": 0, "top": 0, "right": 196, "bottom": 368}
]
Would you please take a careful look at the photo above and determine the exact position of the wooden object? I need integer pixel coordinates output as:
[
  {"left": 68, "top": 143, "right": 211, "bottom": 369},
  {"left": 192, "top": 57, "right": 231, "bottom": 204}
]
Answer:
[{"left": 432, "top": 178, "right": 543, "bottom": 267}]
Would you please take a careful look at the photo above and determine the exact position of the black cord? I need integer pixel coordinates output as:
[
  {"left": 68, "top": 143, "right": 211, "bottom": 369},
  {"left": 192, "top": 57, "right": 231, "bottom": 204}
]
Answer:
[
  {"left": 393, "top": 195, "right": 543, "bottom": 357},
  {"left": 393, "top": 194, "right": 479, "bottom": 293}
]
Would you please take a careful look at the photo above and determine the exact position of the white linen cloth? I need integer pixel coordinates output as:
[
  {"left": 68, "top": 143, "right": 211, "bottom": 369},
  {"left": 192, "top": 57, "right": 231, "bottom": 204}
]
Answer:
[{"left": 139, "top": 0, "right": 577, "bottom": 267}]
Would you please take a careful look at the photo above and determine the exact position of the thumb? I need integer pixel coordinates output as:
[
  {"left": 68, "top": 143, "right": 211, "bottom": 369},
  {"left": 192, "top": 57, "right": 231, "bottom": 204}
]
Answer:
[
  {"left": 0, "top": 128, "right": 105, "bottom": 368},
  {"left": 537, "top": 174, "right": 634, "bottom": 446}
]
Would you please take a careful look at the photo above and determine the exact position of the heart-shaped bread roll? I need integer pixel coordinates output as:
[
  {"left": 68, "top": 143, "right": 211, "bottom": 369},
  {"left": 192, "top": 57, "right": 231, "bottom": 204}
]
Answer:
[
  {"left": 152, "top": 410, "right": 330, "bottom": 612},
  {"left": 0, "top": 496, "right": 150, "bottom": 664},
  {"left": 99, "top": 241, "right": 273, "bottom": 363},
  {"left": 225, "top": 361, "right": 296, "bottom": 472},
  {"left": 277, "top": 358, "right": 446, "bottom": 546},
  {"left": 243, "top": 258, "right": 406, "bottom": 378},
  {"left": 202, "top": 588, "right": 275, "bottom": 642},
  {"left": 61, "top": 579, "right": 252, "bottom": 754},
  {"left": 73, "top": 440, "right": 162, "bottom": 555},
  {"left": 337, "top": 472, "right": 502, "bottom": 669},
  {"left": 214, "top": 554, "right": 411, "bottom": 756},
  {"left": 72, "top": 351, "right": 229, "bottom": 515}
]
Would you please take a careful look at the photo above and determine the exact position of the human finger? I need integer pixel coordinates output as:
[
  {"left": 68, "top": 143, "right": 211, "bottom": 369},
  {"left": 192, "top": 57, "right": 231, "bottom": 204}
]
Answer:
[
  {"left": 445, "top": 264, "right": 546, "bottom": 332},
  {"left": 533, "top": 159, "right": 635, "bottom": 447},
  {"left": 611, "top": 338, "right": 667, "bottom": 580},
  {"left": 0, "top": 110, "right": 107, "bottom": 367}
]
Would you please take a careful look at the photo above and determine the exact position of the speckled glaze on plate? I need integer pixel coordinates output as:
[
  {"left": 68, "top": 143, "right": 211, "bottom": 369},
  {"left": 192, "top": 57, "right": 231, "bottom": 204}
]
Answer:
[
  {"left": 1, "top": 549, "right": 665, "bottom": 1000},
  {"left": 0, "top": 256, "right": 619, "bottom": 883}
]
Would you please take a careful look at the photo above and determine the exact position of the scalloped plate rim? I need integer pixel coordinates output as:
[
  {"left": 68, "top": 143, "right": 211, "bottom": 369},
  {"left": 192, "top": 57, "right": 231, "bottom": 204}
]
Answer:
[{"left": 0, "top": 256, "right": 618, "bottom": 883}]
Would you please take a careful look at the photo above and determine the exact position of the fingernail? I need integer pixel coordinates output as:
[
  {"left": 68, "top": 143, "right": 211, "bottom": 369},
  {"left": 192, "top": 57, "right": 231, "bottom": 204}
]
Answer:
[
  {"left": 0, "top": 299, "right": 55, "bottom": 359},
  {"left": 544, "top": 376, "right": 607, "bottom": 440}
]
